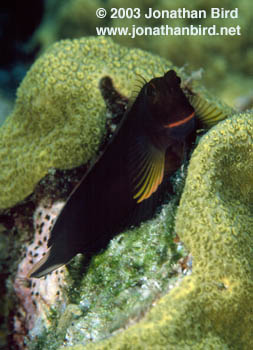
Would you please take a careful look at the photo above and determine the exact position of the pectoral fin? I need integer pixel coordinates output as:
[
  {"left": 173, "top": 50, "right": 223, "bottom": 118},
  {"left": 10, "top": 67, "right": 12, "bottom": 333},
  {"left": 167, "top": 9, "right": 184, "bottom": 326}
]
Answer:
[{"left": 129, "top": 139, "right": 165, "bottom": 204}]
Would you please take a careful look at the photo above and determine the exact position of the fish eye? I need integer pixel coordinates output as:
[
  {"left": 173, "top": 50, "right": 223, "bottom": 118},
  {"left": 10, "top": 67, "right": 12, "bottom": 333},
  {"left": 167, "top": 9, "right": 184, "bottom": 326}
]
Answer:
[
  {"left": 164, "top": 70, "right": 181, "bottom": 86},
  {"left": 145, "top": 83, "right": 157, "bottom": 98}
]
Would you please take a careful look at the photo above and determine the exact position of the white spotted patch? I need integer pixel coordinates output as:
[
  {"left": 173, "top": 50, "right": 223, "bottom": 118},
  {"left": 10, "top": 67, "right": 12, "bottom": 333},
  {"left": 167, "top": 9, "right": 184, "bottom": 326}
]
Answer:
[{"left": 13, "top": 200, "right": 68, "bottom": 342}]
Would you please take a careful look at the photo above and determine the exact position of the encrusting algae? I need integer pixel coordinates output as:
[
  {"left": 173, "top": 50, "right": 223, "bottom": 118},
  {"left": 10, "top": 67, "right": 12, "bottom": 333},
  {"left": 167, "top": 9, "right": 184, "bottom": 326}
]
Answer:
[{"left": 57, "top": 112, "right": 253, "bottom": 350}]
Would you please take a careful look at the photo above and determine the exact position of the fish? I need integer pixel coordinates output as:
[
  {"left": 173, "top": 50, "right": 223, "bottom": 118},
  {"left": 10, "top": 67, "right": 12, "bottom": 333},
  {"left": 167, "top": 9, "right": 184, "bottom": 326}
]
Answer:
[{"left": 27, "top": 70, "right": 196, "bottom": 278}]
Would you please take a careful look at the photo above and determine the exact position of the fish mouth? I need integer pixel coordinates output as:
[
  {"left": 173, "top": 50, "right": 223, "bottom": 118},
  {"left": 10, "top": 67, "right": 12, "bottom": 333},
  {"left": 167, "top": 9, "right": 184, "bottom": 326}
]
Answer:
[{"left": 164, "top": 111, "right": 195, "bottom": 129}]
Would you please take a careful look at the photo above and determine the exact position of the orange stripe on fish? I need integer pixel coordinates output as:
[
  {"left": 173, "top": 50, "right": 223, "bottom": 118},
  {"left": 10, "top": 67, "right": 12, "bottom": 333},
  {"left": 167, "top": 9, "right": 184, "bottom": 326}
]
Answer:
[{"left": 164, "top": 111, "right": 195, "bottom": 129}]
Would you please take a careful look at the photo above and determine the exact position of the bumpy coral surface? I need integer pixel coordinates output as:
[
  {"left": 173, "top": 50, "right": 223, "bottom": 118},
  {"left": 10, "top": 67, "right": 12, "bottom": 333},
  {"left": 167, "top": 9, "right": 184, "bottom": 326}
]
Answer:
[
  {"left": 33, "top": 0, "right": 253, "bottom": 103},
  {"left": 58, "top": 112, "right": 253, "bottom": 350},
  {"left": 0, "top": 92, "right": 13, "bottom": 126},
  {"left": 0, "top": 36, "right": 172, "bottom": 209}
]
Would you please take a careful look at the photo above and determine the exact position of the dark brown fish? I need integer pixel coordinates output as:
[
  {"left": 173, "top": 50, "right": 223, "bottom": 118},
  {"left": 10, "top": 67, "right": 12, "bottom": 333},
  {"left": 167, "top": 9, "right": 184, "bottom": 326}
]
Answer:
[{"left": 28, "top": 70, "right": 195, "bottom": 278}]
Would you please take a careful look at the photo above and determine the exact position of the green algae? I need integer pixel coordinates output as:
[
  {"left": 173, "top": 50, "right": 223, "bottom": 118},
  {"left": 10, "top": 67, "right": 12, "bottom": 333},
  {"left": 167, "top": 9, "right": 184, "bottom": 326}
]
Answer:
[{"left": 28, "top": 193, "right": 184, "bottom": 350}]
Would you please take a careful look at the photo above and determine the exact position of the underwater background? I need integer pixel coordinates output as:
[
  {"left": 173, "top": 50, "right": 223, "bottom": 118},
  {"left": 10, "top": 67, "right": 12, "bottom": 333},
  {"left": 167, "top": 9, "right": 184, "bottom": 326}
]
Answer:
[
  {"left": 0, "top": 0, "right": 252, "bottom": 127},
  {"left": 0, "top": 1, "right": 253, "bottom": 350}
]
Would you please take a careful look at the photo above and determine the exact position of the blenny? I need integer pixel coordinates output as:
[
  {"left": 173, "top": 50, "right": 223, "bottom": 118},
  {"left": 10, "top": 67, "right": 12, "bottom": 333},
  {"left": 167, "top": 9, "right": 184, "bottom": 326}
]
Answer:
[{"left": 27, "top": 70, "right": 208, "bottom": 278}]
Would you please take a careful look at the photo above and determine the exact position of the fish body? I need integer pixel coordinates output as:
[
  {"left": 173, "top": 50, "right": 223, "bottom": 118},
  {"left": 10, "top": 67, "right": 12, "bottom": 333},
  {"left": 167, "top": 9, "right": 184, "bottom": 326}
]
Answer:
[{"left": 28, "top": 70, "right": 195, "bottom": 278}]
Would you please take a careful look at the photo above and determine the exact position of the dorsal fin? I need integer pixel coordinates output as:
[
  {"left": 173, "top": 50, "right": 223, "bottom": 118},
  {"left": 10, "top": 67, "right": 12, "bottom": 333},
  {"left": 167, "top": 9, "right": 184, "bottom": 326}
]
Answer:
[{"left": 188, "top": 92, "right": 233, "bottom": 128}]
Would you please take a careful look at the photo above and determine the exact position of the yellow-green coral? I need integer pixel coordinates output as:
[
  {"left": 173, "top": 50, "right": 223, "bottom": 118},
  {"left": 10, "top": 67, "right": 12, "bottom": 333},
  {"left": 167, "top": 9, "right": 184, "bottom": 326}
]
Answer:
[
  {"left": 32, "top": 0, "right": 253, "bottom": 104},
  {"left": 59, "top": 111, "right": 253, "bottom": 350},
  {"left": 0, "top": 36, "right": 173, "bottom": 209}
]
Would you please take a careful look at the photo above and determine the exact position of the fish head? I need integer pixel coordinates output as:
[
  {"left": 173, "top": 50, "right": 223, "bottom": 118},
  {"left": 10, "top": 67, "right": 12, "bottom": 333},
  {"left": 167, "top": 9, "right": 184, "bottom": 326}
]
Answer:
[{"left": 142, "top": 70, "right": 195, "bottom": 140}]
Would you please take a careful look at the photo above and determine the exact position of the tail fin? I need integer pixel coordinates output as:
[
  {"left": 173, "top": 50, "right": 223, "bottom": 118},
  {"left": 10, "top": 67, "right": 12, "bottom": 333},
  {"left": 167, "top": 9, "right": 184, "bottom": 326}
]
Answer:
[{"left": 27, "top": 248, "right": 70, "bottom": 278}]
